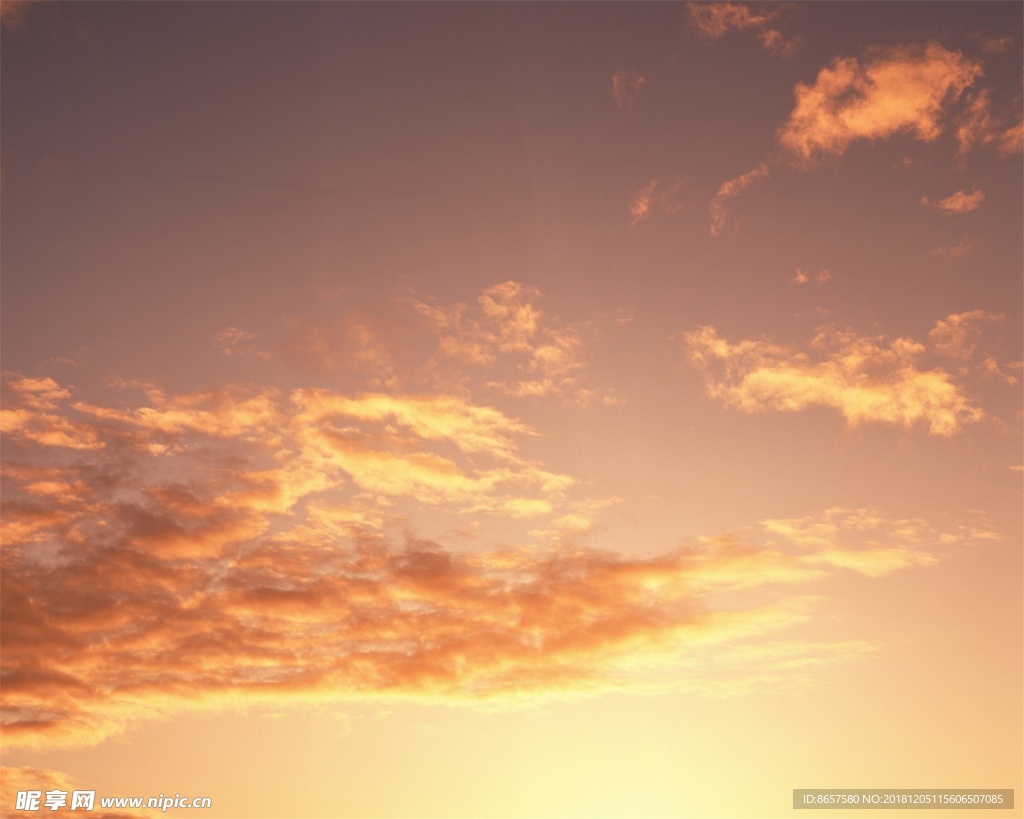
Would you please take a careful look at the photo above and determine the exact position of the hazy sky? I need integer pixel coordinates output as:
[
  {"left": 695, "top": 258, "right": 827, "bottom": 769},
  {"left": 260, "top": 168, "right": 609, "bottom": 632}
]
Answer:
[{"left": 2, "top": 3, "right": 1022, "bottom": 817}]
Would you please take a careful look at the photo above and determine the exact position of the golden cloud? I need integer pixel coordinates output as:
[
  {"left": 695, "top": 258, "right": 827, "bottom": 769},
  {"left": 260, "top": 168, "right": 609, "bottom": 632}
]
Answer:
[
  {"left": 760, "top": 507, "right": 947, "bottom": 578},
  {"left": 0, "top": 376, "right": 104, "bottom": 451},
  {"left": 2, "top": 373, "right": 985, "bottom": 750},
  {"left": 683, "top": 323, "right": 985, "bottom": 435},
  {"left": 778, "top": 42, "right": 980, "bottom": 161},
  {"left": 928, "top": 310, "right": 1004, "bottom": 360},
  {"left": 415, "top": 281, "right": 597, "bottom": 404}
]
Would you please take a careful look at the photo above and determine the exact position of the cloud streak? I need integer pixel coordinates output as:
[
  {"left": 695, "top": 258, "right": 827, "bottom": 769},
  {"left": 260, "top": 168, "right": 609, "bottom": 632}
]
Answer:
[
  {"left": 709, "top": 164, "right": 769, "bottom": 236},
  {"left": 628, "top": 178, "right": 685, "bottom": 226},
  {"left": 921, "top": 188, "right": 984, "bottom": 213}
]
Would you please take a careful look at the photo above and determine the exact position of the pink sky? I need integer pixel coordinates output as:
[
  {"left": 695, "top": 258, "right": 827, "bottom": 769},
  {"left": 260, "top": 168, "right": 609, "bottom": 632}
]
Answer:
[{"left": 2, "top": 3, "right": 1021, "bottom": 817}]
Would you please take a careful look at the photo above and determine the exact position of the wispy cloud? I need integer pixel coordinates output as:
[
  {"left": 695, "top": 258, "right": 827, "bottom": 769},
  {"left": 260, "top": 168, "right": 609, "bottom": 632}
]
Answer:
[
  {"left": 683, "top": 322, "right": 986, "bottom": 435},
  {"left": 282, "top": 314, "right": 401, "bottom": 389},
  {"left": 628, "top": 178, "right": 685, "bottom": 226},
  {"left": 955, "top": 91, "right": 999, "bottom": 155},
  {"left": 612, "top": 68, "right": 647, "bottom": 110},
  {"left": 927, "top": 309, "right": 1003, "bottom": 360},
  {"left": 709, "top": 163, "right": 768, "bottom": 236},
  {"left": 213, "top": 326, "right": 266, "bottom": 360},
  {"left": 792, "top": 268, "right": 831, "bottom": 285},
  {"left": 921, "top": 188, "right": 984, "bottom": 213},
  {"left": 998, "top": 119, "right": 1023, "bottom": 155},
  {"left": 928, "top": 237, "right": 975, "bottom": 257},
  {"left": 952, "top": 89, "right": 1024, "bottom": 158},
  {"left": 974, "top": 33, "right": 1014, "bottom": 55},
  {"left": 0, "top": 376, "right": 104, "bottom": 450},
  {"left": 761, "top": 507, "right": 939, "bottom": 577},
  {"left": 206, "top": 283, "right": 613, "bottom": 406},
  {"left": 778, "top": 42, "right": 980, "bottom": 161},
  {"left": 629, "top": 180, "right": 659, "bottom": 226},
  {"left": 686, "top": 2, "right": 799, "bottom": 57},
  {"left": 415, "top": 281, "right": 597, "bottom": 404}
]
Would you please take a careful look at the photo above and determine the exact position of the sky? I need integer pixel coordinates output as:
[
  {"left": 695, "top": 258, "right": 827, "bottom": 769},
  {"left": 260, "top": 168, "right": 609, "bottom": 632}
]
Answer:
[{"left": 1, "top": 2, "right": 1022, "bottom": 818}]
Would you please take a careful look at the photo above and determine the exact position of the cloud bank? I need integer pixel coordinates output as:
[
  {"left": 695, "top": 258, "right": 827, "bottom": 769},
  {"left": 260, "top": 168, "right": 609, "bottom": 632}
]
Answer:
[{"left": 1, "top": 370, "right": 988, "bottom": 750}]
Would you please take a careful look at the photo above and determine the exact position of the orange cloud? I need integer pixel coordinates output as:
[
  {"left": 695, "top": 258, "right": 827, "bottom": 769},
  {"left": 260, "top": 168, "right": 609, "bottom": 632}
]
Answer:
[
  {"left": 212, "top": 325, "right": 266, "bottom": 360},
  {"left": 629, "top": 179, "right": 658, "bottom": 225},
  {"left": 928, "top": 310, "right": 1003, "bottom": 360},
  {"left": 760, "top": 507, "right": 945, "bottom": 577},
  {"left": 3, "top": 375, "right": 988, "bottom": 751},
  {"left": 4, "top": 418, "right": 978, "bottom": 753},
  {"left": 628, "top": 178, "right": 684, "bottom": 226},
  {"left": 921, "top": 188, "right": 984, "bottom": 213},
  {"left": 686, "top": 2, "right": 798, "bottom": 57},
  {"left": 975, "top": 34, "right": 1013, "bottom": 55},
  {"left": 415, "top": 281, "right": 597, "bottom": 404},
  {"left": 612, "top": 68, "right": 646, "bottom": 110},
  {"left": 709, "top": 163, "right": 768, "bottom": 236},
  {"left": 282, "top": 313, "right": 400, "bottom": 389},
  {"left": 955, "top": 90, "right": 999, "bottom": 155},
  {"left": 0, "top": 376, "right": 104, "bottom": 450},
  {"left": 998, "top": 118, "right": 1023, "bottom": 155},
  {"left": 0, "top": 0, "right": 33, "bottom": 30},
  {"left": 791, "top": 268, "right": 831, "bottom": 285},
  {"left": 778, "top": 43, "right": 980, "bottom": 161},
  {"left": 952, "top": 89, "right": 1024, "bottom": 158},
  {"left": 209, "top": 283, "right": 611, "bottom": 405},
  {"left": 1, "top": 372, "right": 583, "bottom": 558},
  {"left": 928, "top": 237, "right": 975, "bottom": 257},
  {"left": 684, "top": 323, "right": 984, "bottom": 435}
]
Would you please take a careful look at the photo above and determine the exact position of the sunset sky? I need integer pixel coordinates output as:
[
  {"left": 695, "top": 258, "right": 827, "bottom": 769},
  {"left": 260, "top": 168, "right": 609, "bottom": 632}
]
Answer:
[{"left": 2, "top": 2, "right": 1022, "bottom": 817}]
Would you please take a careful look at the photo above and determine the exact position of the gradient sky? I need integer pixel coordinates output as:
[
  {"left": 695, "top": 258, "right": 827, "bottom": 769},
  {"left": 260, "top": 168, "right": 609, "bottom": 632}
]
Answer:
[{"left": 2, "top": 3, "right": 1022, "bottom": 818}]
